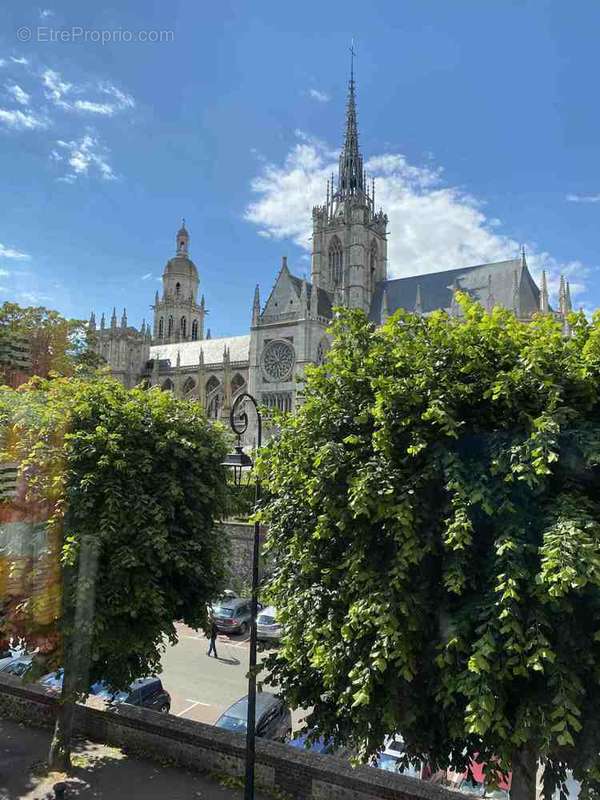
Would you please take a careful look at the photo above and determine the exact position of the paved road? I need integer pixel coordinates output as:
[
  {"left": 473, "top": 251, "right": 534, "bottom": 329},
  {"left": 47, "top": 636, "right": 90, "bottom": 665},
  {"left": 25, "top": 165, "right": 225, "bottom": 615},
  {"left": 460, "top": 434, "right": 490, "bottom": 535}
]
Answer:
[
  {"left": 160, "top": 623, "right": 255, "bottom": 725},
  {"left": 160, "top": 623, "right": 307, "bottom": 730}
]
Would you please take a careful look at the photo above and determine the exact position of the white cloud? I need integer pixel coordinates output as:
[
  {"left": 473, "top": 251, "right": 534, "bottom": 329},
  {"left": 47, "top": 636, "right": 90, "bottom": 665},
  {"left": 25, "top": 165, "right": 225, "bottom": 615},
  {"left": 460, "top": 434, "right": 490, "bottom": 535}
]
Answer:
[
  {"left": 99, "top": 82, "right": 135, "bottom": 109},
  {"left": 0, "top": 269, "right": 9, "bottom": 278},
  {"left": 6, "top": 83, "right": 30, "bottom": 106},
  {"left": 0, "top": 60, "right": 6, "bottom": 68},
  {"left": 0, "top": 243, "right": 30, "bottom": 260},
  {"left": 309, "top": 89, "right": 330, "bottom": 103},
  {"left": 566, "top": 193, "right": 600, "bottom": 204},
  {"left": 141, "top": 272, "right": 153, "bottom": 280},
  {"left": 10, "top": 57, "right": 29, "bottom": 65},
  {"left": 39, "top": 8, "right": 54, "bottom": 18},
  {"left": 0, "top": 107, "right": 47, "bottom": 130},
  {"left": 74, "top": 100, "right": 117, "bottom": 115},
  {"left": 55, "top": 134, "right": 116, "bottom": 182},
  {"left": 245, "top": 131, "right": 588, "bottom": 304},
  {"left": 42, "top": 68, "right": 72, "bottom": 108},
  {"left": 41, "top": 70, "right": 135, "bottom": 117}
]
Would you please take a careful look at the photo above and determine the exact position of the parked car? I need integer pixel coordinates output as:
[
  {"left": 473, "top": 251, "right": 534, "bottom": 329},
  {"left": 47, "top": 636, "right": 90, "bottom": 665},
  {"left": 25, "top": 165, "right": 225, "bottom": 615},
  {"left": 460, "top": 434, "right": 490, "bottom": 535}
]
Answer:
[
  {"left": 288, "top": 729, "right": 336, "bottom": 755},
  {"left": 441, "top": 758, "right": 510, "bottom": 799},
  {"left": 37, "top": 668, "right": 102, "bottom": 696},
  {"left": 374, "top": 735, "right": 423, "bottom": 778},
  {"left": 38, "top": 669, "right": 65, "bottom": 694},
  {"left": 38, "top": 671, "right": 171, "bottom": 714},
  {"left": 257, "top": 606, "right": 282, "bottom": 643},
  {"left": 0, "top": 655, "right": 32, "bottom": 679},
  {"left": 0, "top": 655, "right": 16, "bottom": 672},
  {"left": 99, "top": 677, "right": 171, "bottom": 714},
  {"left": 211, "top": 597, "right": 255, "bottom": 635},
  {"left": 215, "top": 692, "right": 291, "bottom": 741}
]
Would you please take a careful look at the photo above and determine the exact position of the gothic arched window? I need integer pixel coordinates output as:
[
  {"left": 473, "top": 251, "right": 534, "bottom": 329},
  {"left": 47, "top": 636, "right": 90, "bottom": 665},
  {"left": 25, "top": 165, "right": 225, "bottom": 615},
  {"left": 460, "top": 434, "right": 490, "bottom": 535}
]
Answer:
[
  {"left": 208, "top": 395, "right": 220, "bottom": 419},
  {"left": 175, "top": 282, "right": 181, "bottom": 297},
  {"left": 328, "top": 236, "right": 343, "bottom": 289},
  {"left": 369, "top": 240, "right": 377, "bottom": 296},
  {"left": 180, "top": 316, "right": 187, "bottom": 338},
  {"left": 316, "top": 338, "right": 329, "bottom": 366},
  {"left": 231, "top": 373, "right": 245, "bottom": 398},
  {"left": 158, "top": 317, "right": 164, "bottom": 338},
  {"left": 206, "top": 376, "right": 221, "bottom": 419},
  {"left": 191, "top": 320, "right": 199, "bottom": 341},
  {"left": 167, "top": 316, "right": 174, "bottom": 337},
  {"left": 162, "top": 378, "right": 174, "bottom": 392},
  {"left": 183, "top": 377, "right": 196, "bottom": 395}
]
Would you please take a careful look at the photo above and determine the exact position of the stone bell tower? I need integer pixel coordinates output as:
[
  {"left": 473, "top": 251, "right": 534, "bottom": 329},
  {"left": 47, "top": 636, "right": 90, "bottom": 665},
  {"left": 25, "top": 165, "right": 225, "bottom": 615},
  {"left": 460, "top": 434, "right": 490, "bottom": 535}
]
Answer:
[
  {"left": 152, "top": 221, "right": 206, "bottom": 343},
  {"left": 311, "top": 50, "right": 388, "bottom": 313}
]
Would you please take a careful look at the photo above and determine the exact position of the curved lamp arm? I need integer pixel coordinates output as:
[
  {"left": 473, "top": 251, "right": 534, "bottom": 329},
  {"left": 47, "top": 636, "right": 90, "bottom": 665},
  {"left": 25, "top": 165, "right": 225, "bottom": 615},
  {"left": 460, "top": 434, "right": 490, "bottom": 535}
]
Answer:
[{"left": 230, "top": 392, "right": 262, "bottom": 450}]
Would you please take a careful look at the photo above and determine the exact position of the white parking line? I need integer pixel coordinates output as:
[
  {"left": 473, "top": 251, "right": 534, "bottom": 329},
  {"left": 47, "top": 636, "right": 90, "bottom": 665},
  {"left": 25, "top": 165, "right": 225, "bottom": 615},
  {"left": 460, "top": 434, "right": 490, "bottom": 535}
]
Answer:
[
  {"left": 185, "top": 699, "right": 211, "bottom": 705},
  {"left": 177, "top": 701, "right": 200, "bottom": 717}
]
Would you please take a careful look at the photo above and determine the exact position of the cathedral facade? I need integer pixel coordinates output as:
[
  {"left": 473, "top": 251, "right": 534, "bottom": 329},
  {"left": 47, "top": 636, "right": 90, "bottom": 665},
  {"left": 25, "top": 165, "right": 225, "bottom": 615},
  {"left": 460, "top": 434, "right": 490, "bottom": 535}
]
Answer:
[{"left": 92, "top": 66, "right": 573, "bottom": 430}]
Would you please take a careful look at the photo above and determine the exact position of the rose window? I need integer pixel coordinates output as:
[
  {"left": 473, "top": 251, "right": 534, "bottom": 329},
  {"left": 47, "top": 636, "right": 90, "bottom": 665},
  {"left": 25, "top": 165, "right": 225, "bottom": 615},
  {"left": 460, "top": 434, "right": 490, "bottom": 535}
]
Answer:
[{"left": 262, "top": 340, "right": 295, "bottom": 381}]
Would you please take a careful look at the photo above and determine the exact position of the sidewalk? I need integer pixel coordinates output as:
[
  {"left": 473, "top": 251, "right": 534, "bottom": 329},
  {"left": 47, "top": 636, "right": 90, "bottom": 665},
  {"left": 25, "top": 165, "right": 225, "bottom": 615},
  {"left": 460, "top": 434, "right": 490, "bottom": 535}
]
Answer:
[{"left": 0, "top": 718, "right": 269, "bottom": 800}]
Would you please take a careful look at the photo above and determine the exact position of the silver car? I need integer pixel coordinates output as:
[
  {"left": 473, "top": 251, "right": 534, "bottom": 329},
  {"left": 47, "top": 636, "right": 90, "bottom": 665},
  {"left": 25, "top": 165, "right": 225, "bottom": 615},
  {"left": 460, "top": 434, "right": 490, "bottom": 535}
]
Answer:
[{"left": 257, "top": 606, "right": 282, "bottom": 642}]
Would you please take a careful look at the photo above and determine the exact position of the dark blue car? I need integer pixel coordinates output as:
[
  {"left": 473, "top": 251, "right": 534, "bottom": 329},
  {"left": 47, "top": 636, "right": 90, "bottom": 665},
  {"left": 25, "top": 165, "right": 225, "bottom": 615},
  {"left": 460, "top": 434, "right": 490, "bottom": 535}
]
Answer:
[{"left": 288, "top": 732, "right": 336, "bottom": 754}]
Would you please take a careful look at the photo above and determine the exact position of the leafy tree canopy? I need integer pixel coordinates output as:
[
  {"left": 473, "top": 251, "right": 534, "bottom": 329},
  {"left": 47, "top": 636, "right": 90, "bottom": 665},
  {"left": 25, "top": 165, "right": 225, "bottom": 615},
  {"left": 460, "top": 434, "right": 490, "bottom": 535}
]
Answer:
[
  {"left": 1, "top": 375, "right": 231, "bottom": 689},
  {"left": 260, "top": 298, "right": 600, "bottom": 799},
  {"left": 0, "top": 301, "right": 102, "bottom": 379}
]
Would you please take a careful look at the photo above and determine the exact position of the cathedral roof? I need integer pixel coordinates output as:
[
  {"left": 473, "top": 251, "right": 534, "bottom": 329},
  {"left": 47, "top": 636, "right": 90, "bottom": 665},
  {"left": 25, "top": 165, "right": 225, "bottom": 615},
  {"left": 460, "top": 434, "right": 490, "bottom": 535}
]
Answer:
[
  {"left": 369, "top": 258, "right": 541, "bottom": 321},
  {"left": 163, "top": 254, "right": 198, "bottom": 280},
  {"left": 150, "top": 335, "right": 250, "bottom": 367},
  {"left": 288, "top": 275, "right": 333, "bottom": 318}
]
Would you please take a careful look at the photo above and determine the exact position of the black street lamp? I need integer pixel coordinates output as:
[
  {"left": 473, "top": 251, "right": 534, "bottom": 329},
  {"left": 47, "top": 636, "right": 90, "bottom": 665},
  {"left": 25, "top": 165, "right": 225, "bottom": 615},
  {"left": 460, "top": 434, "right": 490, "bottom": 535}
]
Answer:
[{"left": 221, "top": 392, "right": 262, "bottom": 800}]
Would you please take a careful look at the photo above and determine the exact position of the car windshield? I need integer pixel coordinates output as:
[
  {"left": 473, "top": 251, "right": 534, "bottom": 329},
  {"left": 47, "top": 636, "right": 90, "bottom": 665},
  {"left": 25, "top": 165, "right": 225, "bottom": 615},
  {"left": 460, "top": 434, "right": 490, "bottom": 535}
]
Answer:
[
  {"left": 213, "top": 606, "right": 235, "bottom": 618},
  {"left": 217, "top": 715, "right": 247, "bottom": 732},
  {"left": 258, "top": 615, "right": 276, "bottom": 625}
]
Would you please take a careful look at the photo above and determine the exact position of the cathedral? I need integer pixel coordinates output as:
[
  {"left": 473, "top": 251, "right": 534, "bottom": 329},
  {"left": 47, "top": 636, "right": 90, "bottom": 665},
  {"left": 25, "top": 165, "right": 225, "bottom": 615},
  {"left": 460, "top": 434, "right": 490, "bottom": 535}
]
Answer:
[{"left": 92, "top": 63, "right": 573, "bottom": 428}]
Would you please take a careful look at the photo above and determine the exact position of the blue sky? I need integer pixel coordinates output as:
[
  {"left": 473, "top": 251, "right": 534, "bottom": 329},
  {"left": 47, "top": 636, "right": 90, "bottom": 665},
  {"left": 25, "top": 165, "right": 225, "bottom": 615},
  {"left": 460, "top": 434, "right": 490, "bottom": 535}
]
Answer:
[{"left": 0, "top": 0, "right": 599, "bottom": 335}]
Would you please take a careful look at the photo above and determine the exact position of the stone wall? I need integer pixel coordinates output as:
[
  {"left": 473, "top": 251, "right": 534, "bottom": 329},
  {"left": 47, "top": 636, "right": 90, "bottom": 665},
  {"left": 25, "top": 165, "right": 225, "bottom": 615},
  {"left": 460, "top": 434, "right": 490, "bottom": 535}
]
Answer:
[
  {"left": 220, "top": 520, "right": 269, "bottom": 590},
  {"left": 0, "top": 674, "right": 462, "bottom": 800}
]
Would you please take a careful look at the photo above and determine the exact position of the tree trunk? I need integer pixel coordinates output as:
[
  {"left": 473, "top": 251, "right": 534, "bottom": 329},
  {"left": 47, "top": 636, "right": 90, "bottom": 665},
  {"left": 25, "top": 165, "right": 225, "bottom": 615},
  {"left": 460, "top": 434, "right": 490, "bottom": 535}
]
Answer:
[
  {"left": 49, "top": 698, "right": 75, "bottom": 772},
  {"left": 511, "top": 745, "right": 538, "bottom": 800},
  {"left": 48, "top": 533, "right": 100, "bottom": 772}
]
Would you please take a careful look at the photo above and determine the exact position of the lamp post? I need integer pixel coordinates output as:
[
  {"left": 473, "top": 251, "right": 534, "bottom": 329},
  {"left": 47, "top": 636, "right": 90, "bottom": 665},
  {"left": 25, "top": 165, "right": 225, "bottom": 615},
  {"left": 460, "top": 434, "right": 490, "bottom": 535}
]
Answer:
[{"left": 221, "top": 392, "right": 262, "bottom": 800}]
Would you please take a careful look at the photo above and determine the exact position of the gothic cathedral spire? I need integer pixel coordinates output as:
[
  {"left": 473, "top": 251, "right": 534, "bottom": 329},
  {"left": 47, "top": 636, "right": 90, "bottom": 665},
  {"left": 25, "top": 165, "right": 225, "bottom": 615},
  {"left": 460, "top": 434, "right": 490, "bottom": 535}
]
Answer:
[
  {"left": 310, "top": 47, "right": 388, "bottom": 314},
  {"left": 336, "top": 44, "right": 364, "bottom": 201}
]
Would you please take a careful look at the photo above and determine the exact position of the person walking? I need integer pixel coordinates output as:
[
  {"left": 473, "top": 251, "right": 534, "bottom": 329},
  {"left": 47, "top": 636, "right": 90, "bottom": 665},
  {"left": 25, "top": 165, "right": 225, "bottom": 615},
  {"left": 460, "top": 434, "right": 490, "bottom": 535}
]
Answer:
[{"left": 207, "top": 616, "right": 219, "bottom": 658}]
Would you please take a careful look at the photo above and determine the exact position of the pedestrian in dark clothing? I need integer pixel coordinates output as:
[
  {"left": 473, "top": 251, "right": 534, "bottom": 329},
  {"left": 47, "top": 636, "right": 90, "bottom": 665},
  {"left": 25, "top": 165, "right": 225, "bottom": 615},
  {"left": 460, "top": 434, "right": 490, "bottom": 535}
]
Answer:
[{"left": 207, "top": 619, "right": 219, "bottom": 658}]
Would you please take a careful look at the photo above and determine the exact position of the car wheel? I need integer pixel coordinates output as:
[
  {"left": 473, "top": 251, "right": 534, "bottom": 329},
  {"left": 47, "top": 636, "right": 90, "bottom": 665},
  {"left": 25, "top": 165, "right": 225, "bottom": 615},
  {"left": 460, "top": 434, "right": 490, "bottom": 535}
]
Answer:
[
  {"left": 239, "top": 622, "right": 248, "bottom": 635},
  {"left": 160, "top": 705, "right": 170, "bottom": 714},
  {"left": 283, "top": 728, "right": 292, "bottom": 742}
]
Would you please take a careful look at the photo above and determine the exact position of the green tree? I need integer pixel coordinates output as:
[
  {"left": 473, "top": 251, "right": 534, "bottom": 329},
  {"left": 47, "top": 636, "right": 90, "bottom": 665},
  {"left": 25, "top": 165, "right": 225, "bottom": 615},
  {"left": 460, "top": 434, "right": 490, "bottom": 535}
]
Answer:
[
  {"left": 260, "top": 299, "right": 600, "bottom": 800},
  {"left": 0, "top": 302, "right": 102, "bottom": 380},
  {"left": 1, "top": 376, "right": 231, "bottom": 770}
]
